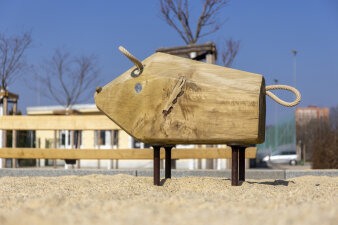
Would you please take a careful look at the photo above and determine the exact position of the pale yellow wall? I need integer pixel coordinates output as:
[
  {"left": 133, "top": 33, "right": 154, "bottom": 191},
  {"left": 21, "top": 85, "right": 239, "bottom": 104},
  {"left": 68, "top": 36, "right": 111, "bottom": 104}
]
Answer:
[
  {"left": 118, "top": 130, "right": 130, "bottom": 148},
  {"left": 36, "top": 130, "right": 55, "bottom": 148},
  {"left": 82, "top": 131, "right": 94, "bottom": 148}
]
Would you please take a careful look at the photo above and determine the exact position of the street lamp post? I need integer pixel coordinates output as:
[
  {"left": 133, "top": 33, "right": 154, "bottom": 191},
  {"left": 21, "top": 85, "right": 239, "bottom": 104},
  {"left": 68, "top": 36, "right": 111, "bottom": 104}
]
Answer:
[
  {"left": 291, "top": 50, "right": 297, "bottom": 88},
  {"left": 291, "top": 49, "right": 299, "bottom": 162},
  {"left": 273, "top": 79, "right": 278, "bottom": 153}
]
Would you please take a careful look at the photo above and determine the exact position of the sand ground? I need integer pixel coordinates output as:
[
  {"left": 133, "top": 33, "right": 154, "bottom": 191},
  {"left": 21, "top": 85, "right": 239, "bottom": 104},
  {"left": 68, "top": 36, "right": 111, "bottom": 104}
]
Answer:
[{"left": 0, "top": 174, "right": 337, "bottom": 225}]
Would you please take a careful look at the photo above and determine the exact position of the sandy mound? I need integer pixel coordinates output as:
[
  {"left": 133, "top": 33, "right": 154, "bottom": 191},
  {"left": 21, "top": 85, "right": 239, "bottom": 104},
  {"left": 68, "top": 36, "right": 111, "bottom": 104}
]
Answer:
[{"left": 0, "top": 174, "right": 337, "bottom": 225}]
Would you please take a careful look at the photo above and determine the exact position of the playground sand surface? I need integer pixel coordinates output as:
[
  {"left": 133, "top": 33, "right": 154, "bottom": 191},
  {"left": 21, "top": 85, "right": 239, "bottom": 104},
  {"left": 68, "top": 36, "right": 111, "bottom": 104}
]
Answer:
[{"left": 0, "top": 175, "right": 337, "bottom": 225}]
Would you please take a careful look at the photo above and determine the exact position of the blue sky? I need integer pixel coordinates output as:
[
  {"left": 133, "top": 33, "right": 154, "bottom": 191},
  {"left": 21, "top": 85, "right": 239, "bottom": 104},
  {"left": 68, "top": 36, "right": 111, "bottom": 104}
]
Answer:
[{"left": 1, "top": 0, "right": 337, "bottom": 125}]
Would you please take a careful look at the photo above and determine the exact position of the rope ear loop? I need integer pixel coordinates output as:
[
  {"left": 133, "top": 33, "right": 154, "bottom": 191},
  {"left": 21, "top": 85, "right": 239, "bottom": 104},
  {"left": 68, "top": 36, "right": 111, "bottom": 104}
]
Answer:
[
  {"left": 118, "top": 46, "right": 144, "bottom": 72},
  {"left": 265, "top": 85, "right": 301, "bottom": 107}
]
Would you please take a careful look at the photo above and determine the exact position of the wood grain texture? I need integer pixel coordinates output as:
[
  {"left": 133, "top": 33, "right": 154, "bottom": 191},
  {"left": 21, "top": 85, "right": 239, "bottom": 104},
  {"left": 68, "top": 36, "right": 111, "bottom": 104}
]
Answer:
[
  {"left": 0, "top": 115, "right": 120, "bottom": 130},
  {"left": 0, "top": 147, "right": 257, "bottom": 159},
  {"left": 95, "top": 52, "right": 266, "bottom": 145}
]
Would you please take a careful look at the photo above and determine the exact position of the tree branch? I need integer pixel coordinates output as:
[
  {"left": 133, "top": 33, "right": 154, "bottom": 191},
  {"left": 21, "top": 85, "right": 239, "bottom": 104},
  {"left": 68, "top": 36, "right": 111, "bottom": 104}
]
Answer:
[
  {"left": 36, "top": 48, "right": 100, "bottom": 109},
  {"left": 159, "top": 0, "right": 228, "bottom": 44},
  {"left": 0, "top": 31, "right": 32, "bottom": 90},
  {"left": 222, "top": 38, "right": 240, "bottom": 67}
]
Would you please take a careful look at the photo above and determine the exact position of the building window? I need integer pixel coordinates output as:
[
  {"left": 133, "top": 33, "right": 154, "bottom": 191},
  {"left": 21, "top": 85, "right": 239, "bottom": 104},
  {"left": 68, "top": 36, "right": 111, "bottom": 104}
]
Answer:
[
  {"left": 113, "top": 130, "right": 119, "bottom": 147},
  {"left": 130, "top": 137, "right": 151, "bottom": 149},
  {"left": 100, "top": 130, "right": 106, "bottom": 146},
  {"left": 95, "top": 130, "right": 112, "bottom": 149},
  {"left": 74, "top": 131, "right": 82, "bottom": 148},
  {"left": 67, "top": 131, "right": 71, "bottom": 146},
  {"left": 61, "top": 133, "right": 66, "bottom": 146},
  {"left": 59, "top": 130, "right": 82, "bottom": 148},
  {"left": 132, "top": 138, "right": 142, "bottom": 148},
  {"left": 144, "top": 142, "right": 151, "bottom": 148}
]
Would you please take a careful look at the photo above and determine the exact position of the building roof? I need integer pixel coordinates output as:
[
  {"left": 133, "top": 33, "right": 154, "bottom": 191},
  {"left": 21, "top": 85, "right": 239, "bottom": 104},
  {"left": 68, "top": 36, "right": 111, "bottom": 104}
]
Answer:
[
  {"left": 26, "top": 104, "right": 100, "bottom": 115},
  {"left": 156, "top": 42, "right": 216, "bottom": 60},
  {"left": 0, "top": 90, "right": 19, "bottom": 100}
]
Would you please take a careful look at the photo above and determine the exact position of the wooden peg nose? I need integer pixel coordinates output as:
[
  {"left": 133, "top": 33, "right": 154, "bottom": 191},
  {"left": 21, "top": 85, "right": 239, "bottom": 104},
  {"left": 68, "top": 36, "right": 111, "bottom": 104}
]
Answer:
[{"left": 96, "top": 86, "right": 102, "bottom": 93}]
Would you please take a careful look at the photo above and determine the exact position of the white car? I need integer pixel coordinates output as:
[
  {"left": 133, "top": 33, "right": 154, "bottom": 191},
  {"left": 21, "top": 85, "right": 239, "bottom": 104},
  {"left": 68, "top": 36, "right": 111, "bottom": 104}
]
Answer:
[{"left": 262, "top": 150, "right": 298, "bottom": 165}]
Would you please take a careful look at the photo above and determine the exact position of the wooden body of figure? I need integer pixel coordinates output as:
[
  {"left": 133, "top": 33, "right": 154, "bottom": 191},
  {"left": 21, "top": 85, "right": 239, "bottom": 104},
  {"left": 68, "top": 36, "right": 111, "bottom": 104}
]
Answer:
[
  {"left": 95, "top": 46, "right": 300, "bottom": 186},
  {"left": 95, "top": 52, "right": 266, "bottom": 145}
]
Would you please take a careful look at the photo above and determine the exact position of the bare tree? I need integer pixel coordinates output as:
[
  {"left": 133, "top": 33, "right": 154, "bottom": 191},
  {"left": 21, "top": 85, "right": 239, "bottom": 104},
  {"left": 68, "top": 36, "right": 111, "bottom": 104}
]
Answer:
[
  {"left": 37, "top": 49, "right": 100, "bottom": 109},
  {"left": 160, "top": 0, "right": 228, "bottom": 44},
  {"left": 160, "top": 0, "right": 240, "bottom": 67},
  {"left": 0, "top": 31, "right": 32, "bottom": 90},
  {"left": 311, "top": 117, "right": 337, "bottom": 169},
  {"left": 330, "top": 105, "right": 338, "bottom": 130},
  {"left": 297, "top": 106, "right": 338, "bottom": 169},
  {"left": 221, "top": 38, "right": 240, "bottom": 67}
]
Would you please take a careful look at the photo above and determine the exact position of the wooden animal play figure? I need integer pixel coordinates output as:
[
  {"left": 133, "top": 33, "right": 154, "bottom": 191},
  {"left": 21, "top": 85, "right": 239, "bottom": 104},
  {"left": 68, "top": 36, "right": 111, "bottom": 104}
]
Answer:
[{"left": 95, "top": 46, "right": 301, "bottom": 186}]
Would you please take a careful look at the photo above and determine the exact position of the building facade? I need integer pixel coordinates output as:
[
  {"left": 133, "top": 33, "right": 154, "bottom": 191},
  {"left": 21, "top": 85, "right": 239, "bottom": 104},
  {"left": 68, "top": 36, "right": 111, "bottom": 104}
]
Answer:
[
  {"left": 27, "top": 104, "right": 228, "bottom": 169},
  {"left": 296, "top": 105, "right": 329, "bottom": 125}
]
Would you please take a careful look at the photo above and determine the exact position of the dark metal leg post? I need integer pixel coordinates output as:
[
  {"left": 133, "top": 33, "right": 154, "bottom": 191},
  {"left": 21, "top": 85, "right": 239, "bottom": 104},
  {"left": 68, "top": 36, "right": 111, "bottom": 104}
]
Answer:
[
  {"left": 165, "top": 147, "right": 172, "bottom": 179},
  {"left": 239, "top": 147, "right": 246, "bottom": 181},
  {"left": 153, "top": 146, "right": 161, "bottom": 186},
  {"left": 231, "top": 146, "right": 239, "bottom": 186}
]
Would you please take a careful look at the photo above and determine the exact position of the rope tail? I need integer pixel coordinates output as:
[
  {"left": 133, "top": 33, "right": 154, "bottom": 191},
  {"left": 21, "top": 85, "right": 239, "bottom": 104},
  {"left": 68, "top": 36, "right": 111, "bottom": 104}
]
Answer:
[{"left": 265, "top": 85, "right": 301, "bottom": 107}]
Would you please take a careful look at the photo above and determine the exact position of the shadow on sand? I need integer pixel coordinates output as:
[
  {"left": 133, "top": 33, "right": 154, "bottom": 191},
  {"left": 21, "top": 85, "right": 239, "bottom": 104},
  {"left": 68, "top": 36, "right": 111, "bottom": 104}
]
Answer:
[
  {"left": 247, "top": 180, "right": 295, "bottom": 186},
  {"left": 159, "top": 178, "right": 294, "bottom": 187},
  {"left": 160, "top": 178, "right": 170, "bottom": 186}
]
